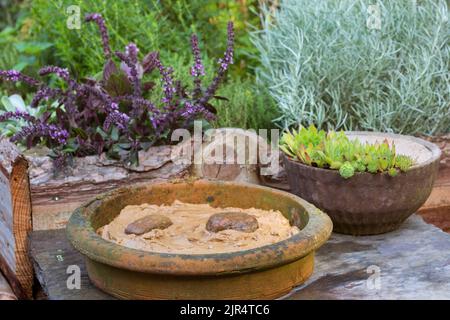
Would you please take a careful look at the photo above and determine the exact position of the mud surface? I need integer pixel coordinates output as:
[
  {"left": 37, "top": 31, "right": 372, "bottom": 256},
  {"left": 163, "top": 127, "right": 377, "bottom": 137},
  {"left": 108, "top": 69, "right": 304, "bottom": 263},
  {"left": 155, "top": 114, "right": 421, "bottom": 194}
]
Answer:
[{"left": 99, "top": 200, "right": 299, "bottom": 254}]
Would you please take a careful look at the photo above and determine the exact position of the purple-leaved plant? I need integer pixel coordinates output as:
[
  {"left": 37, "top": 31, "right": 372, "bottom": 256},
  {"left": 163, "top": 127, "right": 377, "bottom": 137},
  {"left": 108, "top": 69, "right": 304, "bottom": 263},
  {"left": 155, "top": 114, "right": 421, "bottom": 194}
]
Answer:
[
  {"left": 0, "top": 111, "right": 69, "bottom": 145},
  {"left": 85, "top": 13, "right": 112, "bottom": 59},
  {"left": 0, "top": 13, "right": 234, "bottom": 167}
]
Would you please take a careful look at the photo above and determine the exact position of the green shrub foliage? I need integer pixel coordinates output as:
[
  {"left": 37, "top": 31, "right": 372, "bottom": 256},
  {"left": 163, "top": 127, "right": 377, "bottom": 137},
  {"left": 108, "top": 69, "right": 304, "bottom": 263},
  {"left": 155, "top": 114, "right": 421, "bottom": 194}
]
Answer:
[{"left": 253, "top": 0, "right": 450, "bottom": 135}]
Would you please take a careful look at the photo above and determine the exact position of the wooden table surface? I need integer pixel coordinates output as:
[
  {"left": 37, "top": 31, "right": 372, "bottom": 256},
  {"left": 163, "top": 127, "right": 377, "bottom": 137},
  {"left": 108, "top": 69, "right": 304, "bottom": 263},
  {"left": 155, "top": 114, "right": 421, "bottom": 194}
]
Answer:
[{"left": 29, "top": 214, "right": 450, "bottom": 300}]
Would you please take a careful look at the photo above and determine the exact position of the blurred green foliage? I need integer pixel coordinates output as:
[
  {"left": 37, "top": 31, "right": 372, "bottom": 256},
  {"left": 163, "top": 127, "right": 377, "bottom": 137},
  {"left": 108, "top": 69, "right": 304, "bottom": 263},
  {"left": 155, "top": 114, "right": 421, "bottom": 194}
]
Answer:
[
  {"left": 0, "top": 0, "right": 22, "bottom": 29},
  {"left": 0, "top": 1, "right": 54, "bottom": 96}
]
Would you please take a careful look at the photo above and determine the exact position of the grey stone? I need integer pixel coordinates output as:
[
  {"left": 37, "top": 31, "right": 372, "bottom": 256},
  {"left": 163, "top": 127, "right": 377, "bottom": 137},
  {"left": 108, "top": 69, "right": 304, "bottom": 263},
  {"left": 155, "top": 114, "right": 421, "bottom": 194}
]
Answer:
[
  {"left": 206, "top": 212, "right": 259, "bottom": 233},
  {"left": 125, "top": 215, "right": 173, "bottom": 235}
]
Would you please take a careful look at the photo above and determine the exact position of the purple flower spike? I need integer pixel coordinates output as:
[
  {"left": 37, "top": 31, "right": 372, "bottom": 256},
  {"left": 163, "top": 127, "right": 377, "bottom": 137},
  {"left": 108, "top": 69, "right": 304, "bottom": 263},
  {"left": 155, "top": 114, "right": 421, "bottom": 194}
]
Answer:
[
  {"left": 199, "top": 21, "right": 235, "bottom": 105},
  {"left": 190, "top": 34, "right": 205, "bottom": 99},
  {"left": 39, "top": 66, "right": 71, "bottom": 83},
  {"left": 31, "top": 87, "right": 62, "bottom": 107},
  {"left": 125, "top": 43, "right": 139, "bottom": 65},
  {"left": 46, "top": 124, "right": 69, "bottom": 144},
  {"left": 39, "top": 66, "right": 78, "bottom": 115},
  {"left": 116, "top": 44, "right": 141, "bottom": 97},
  {"left": 104, "top": 102, "right": 130, "bottom": 131},
  {"left": 85, "top": 13, "right": 112, "bottom": 59},
  {"left": 218, "top": 22, "right": 235, "bottom": 71},
  {"left": 0, "top": 110, "right": 36, "bottom": 123},
  {"left": 181, "top": 102, "right": 215, "bottom": 121},
  {"left": 190, "top": 35, "right": 205, "bottom": 77},
  {"left": 156, "top": 59, "right": 176, "bottom": 106},
  {"left": 11, "top": 122, "right": 69, "bottom": 145},
  {"left": 0, "top": 70, "right": 40, "bottom": 86}
]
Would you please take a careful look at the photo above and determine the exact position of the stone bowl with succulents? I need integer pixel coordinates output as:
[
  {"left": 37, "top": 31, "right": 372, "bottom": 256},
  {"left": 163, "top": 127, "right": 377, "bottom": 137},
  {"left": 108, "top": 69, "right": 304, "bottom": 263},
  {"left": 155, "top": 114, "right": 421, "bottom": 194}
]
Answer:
[{"left": 280, "top": 126, "right": 441, "bottom": 235}]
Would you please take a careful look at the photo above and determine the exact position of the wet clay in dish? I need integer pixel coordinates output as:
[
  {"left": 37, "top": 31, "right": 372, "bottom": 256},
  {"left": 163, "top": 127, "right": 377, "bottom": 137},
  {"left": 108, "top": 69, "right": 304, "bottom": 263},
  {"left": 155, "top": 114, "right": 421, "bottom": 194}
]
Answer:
[{"left": 98, "top": 200, "right": 299, "bottom": 254}]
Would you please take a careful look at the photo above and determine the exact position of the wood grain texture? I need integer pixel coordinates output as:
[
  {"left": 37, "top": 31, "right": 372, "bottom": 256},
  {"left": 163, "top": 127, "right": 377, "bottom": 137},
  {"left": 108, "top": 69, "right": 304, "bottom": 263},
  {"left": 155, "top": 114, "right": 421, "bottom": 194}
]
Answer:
[
  {"left": 10, "top": 156, "right": 33, "bottom": 298},
  {"left": 0, "top": 139, "right": 33, "bottom": 299}
]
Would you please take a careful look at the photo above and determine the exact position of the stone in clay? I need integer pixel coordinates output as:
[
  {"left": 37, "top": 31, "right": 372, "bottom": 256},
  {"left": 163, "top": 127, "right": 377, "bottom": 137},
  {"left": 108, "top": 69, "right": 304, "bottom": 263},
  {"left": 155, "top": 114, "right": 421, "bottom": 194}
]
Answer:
[
  {"left": 206, "top": 212, "right": 259, "bottom": 233},
  {"left": 125, "top": 215, "right": 173, "bottom": 235}
]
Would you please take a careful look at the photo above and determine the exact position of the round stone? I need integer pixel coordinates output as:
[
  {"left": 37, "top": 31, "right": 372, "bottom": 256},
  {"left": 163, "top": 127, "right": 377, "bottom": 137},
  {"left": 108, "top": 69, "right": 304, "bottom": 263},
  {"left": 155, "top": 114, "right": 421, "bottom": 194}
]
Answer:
[
  {"left": 206, "top": 212, "right": 259, "bottom": 233},
  {"left": 125, "top": 214, "right": 173, "bottom": 235}
]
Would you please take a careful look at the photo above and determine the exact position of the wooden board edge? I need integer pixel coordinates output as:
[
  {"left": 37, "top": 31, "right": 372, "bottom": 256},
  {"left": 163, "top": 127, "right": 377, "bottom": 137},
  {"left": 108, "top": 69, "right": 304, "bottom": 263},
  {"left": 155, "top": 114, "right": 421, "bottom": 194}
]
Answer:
[{"left": 10, "top": 156, "right": 33, "bottom": 299}]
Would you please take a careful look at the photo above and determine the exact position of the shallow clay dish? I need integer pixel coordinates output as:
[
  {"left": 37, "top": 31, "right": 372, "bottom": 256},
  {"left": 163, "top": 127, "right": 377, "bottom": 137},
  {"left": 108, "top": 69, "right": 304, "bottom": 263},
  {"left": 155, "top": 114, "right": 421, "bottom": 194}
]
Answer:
[
  {"left": 283, "top": 132, "right": 441, "bottom": 235},
  {"left": 66, "top": 180, "right": 332, "bottom": 300}
]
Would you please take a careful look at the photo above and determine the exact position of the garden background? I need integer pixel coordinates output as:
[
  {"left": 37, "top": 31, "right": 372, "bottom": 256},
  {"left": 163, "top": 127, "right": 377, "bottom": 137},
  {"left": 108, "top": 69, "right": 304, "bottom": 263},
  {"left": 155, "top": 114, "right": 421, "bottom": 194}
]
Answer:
[{"left": 1, "top": 0, "right": 449, "bottom": 136}]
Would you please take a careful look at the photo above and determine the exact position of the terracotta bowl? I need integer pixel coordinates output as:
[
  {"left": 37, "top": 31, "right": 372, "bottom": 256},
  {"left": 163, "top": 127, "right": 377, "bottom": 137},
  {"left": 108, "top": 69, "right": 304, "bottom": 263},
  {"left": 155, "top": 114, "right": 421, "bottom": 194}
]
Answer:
[
  {"left": 66, "top": 180, "right": 332, "bottom": 299},
  {"left": 283, "top": 132, "right": 441, "bottom": 235}
]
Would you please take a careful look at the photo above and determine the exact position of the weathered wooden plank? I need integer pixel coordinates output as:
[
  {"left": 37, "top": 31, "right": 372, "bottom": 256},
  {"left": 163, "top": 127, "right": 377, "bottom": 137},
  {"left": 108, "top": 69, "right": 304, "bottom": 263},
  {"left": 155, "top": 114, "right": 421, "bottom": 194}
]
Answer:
[
  {"left": 0, "top": 141, "right": 16, "bottom": 275},
  {"left": 0, "top": 271, "right": 17, "bottom": 300},
  {"left": 29, "top": 229, "right": 114, "bottom": 300},
  {"left": 285, "top": 215, "right": 450, "bottom": 300},
  {"left": 0, "top": 170, "right": 14, "bottom": 269},
  {"left": 0, "top": 139, "right": 33, "bottom": 299}
]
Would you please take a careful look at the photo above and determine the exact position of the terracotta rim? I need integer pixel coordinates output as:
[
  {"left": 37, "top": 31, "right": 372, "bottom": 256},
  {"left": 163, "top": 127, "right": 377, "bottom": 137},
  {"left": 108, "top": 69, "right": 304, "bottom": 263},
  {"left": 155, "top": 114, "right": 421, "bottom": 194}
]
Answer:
[
  {"left": 284, "top": 131, "right": 442, "bottom": 177},
  {"left": 66, "top": 180, "right": 333, "bottom": 276}
]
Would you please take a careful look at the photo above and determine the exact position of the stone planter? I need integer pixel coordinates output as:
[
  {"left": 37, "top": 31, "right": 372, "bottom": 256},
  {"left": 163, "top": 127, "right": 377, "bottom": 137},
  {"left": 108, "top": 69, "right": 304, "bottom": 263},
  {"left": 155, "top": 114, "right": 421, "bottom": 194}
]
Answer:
[
  {"left": 283, "top": 132, "right": 441, "bottom": 235},
  {"left": 66, "top": 180, "right": 332, "bottom": 300}
]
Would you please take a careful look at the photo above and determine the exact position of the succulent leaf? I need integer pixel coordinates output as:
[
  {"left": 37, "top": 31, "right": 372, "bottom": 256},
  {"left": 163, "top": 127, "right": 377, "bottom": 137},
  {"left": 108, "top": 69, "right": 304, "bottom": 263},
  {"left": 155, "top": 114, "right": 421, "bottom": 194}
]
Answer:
[
  {"left": 279, "top": 125, "right": 414, "bottom": 179},
  {"left": 339, "top": 162, "right": 355, "bottom": 179}
]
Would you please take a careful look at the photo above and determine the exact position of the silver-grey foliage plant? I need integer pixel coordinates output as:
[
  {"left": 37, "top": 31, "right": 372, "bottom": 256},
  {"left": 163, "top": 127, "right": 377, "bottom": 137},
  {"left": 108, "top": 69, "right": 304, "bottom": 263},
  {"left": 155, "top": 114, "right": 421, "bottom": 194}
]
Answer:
[{"left": 252, "top": 0, "right": 449, "bottom": 135}]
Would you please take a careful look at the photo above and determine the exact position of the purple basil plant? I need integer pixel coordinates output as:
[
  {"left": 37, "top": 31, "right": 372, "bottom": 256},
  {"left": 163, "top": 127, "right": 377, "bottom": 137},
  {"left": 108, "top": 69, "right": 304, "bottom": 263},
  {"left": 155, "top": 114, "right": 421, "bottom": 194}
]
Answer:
[{"left": 0, "top": 13, "right": 235, "bottom": 167}]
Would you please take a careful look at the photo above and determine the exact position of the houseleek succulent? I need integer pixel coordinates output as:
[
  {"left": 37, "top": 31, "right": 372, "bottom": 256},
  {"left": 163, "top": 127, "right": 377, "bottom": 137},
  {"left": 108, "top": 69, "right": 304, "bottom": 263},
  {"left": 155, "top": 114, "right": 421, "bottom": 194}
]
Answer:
[{"left": 280, "top": 125, "right": 414, "bottom": 179}]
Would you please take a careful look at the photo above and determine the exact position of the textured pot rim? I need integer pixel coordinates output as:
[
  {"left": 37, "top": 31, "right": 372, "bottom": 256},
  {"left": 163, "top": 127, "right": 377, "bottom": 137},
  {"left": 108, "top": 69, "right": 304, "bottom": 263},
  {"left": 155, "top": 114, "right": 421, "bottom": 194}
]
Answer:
[
  {"left": 283, "top": 131, "right": 441, "bottom": 176},
  {"left": 66, "top": 180, "right": 333, "bottom": 276}
]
